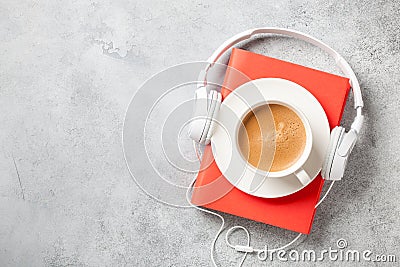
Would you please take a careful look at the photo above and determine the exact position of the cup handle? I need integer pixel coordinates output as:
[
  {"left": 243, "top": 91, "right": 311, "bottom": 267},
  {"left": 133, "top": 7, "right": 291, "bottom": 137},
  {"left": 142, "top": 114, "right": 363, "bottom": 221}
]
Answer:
[{"left": 294, "top": 168, "right": 311, "bottom": 186}]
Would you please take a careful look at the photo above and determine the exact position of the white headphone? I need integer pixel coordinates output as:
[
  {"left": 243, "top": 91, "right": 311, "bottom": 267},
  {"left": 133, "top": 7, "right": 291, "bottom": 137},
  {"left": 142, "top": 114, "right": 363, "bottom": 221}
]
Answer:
[{"left": 189, "top": 27, "right": 364, "bottom": 181}]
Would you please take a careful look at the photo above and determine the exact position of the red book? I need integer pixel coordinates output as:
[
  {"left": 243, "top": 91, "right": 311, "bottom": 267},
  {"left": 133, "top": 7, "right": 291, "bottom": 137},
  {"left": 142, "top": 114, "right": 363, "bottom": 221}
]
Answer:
[{"left": 191, "top": 48, "right": 351, "bottom": 234}]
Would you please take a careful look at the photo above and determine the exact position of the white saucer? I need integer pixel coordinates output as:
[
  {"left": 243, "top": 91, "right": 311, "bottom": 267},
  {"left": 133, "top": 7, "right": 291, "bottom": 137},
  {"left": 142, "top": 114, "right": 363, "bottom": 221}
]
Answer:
[{"left": 211, "top": 78, "right": 330, "bottom": 198}]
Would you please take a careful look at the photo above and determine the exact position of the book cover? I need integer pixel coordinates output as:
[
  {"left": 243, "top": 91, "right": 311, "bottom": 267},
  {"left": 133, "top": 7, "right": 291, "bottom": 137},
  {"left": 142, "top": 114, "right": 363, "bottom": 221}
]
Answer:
[{"left": 191, "top": 48, "right": 351, "bottom": 234}]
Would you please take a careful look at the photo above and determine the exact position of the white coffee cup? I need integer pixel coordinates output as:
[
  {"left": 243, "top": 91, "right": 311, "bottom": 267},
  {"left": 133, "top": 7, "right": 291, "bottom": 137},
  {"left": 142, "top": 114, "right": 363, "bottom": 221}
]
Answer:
[{"left": 238, "top": 100, "right": 313, "bottom": 186}]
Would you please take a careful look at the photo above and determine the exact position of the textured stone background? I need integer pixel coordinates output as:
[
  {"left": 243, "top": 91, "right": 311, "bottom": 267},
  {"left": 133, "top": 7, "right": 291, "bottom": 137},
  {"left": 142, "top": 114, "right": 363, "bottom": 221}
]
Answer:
[{"left": 1, "top": 0, "right": 399, "bottom": 266}]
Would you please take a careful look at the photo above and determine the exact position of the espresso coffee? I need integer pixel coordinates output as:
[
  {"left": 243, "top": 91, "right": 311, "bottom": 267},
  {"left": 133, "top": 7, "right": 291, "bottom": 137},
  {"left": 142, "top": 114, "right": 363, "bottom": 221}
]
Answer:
[{"left": 238, "top": 104, "right": 307, "bottom": 172}]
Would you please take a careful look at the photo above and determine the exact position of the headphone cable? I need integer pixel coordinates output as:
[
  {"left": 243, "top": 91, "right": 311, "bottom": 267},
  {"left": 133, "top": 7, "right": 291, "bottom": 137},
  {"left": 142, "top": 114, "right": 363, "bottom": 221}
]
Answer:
[{"left": 188, "top": 141, "right": 335, "bottom": 266}]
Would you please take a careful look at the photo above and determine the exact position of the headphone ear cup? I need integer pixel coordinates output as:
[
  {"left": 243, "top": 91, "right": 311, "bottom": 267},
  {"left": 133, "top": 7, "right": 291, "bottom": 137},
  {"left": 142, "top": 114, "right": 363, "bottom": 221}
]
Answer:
[
  {"left": 322, "top": 126, "right": 345, "bottom": 179},
  {"left": 199, "top": 90, "right": 216, "bottom": 144},
  {"left": 189, "top": 87, "right": 222, "bottom": 145},
  {"left": 200, "top": 90, "right": 221, "bottom": 145},
  {"left": 189, "top": 87, "right": 210, "bottom": 143},
  {"left": 205, "top": 92, "right": 222, "bottom": 144}
]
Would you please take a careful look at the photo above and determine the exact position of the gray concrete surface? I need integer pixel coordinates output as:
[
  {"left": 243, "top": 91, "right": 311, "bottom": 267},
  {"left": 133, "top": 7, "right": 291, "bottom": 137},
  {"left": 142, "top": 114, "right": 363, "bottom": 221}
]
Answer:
[{"left": 1, "top": 0, "right": 399, "bottom": 266}]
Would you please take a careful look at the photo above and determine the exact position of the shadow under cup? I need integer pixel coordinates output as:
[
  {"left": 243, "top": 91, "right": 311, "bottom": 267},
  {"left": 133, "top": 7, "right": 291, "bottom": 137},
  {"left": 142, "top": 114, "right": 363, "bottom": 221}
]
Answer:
[{"left": 238, "top": 101, "right": 313, "bottom": 184}]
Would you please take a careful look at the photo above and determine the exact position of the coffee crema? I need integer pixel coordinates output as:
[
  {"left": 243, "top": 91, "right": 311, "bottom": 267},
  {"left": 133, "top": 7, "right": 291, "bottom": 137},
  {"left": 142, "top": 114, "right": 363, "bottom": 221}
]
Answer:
[{"left": 238, "top": 104, "right": 307, "bottom": 172}]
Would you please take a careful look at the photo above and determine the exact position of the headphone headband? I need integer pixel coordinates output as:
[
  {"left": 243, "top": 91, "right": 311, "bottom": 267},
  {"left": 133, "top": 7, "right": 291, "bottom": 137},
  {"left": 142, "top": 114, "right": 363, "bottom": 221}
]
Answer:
[
  {"left": 191, "top": 27, "right": 365, "bottom": 181},
  {"left": 204, "top": 27, "right": 364, "bottom": 110}
]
